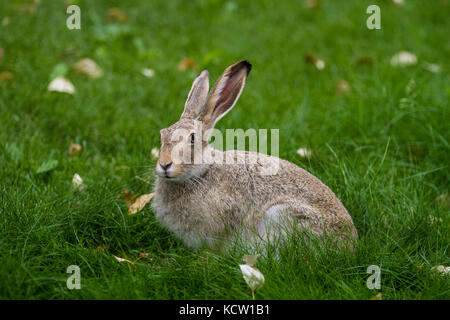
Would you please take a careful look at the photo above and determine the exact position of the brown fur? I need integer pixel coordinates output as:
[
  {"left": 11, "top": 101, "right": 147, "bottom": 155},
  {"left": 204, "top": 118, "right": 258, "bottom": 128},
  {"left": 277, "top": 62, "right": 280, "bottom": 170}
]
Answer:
[{"left": 152, "top": 60, "right": 358, "bottom": 251}]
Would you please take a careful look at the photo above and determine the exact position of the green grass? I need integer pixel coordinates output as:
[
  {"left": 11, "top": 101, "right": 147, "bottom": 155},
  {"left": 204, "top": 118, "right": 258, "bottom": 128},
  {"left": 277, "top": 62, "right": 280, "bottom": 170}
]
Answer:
[{"left": 0, "top": 0, "right": 449, "bottom": 299}]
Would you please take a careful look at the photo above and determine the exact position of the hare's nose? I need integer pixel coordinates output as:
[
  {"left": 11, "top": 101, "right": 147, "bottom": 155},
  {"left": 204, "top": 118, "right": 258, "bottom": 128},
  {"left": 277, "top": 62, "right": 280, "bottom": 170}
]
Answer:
[{"left": 159, "top": 162, "right": 173, "bottom": 172}]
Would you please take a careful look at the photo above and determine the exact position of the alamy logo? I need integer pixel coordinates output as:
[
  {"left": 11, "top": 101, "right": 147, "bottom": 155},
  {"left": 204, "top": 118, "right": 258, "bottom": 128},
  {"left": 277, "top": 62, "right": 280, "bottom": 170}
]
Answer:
[
  {"left": 66, "top": 265, "right": 81, "bottom": 290},
  {"left": 167, "top": 120, "right": 280, "bottom": 175},
  {"left": 66, "top": 5, "right": 81, "bottom": 30},
  {"left": 366, "top": 265, "right": 381, "bottom": 289},
  {"left": 366, "top": 5, "right": 381, "bottom": 30}
]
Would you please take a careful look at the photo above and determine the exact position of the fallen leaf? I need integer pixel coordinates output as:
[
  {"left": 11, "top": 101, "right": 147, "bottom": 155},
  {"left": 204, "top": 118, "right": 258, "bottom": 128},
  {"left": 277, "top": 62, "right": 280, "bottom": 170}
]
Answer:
[
  {"left": 431, "top": 265, "right": 450, "bottom": 275},
  {"left": 151, "top": 148, "right": 159, "bottom": 159},
  {"left": 113, "top": 255, "right": 134, "bottom": 265},
  {"left": 118, "top": 189, "right": 136, "bottom": 206},
  {"left": 106, "top": 8, "right": 128, "bottom": 23},
  {"left": 74, "top": 58, "right": 103, "bottom": 78},
  {"left": 139, "top": 253, "right": 153, "bottom": 260},
  {"left": 128, "top": 193, "right": 154, "bottom": 215},
  {"left": 370, "top": 292, "right": 382, "bottom": 300},
  {"left": 72, "top": 173, "right": 86, "bottom": 191},
  {"left": 335, "top": 79, "right": 351, "bottom": 94},
  {"left": 356, "top": 56, "right": 374, "bottom": 66},
  {"left": 239, "top": 264, "right": 265, "bottom": 299},
  {"left": 95, "top": 245, "right": 108, "bottom": 252},
  {"left": 0, "top": 71, "right": 14, "bottom": 84},
  {"left": 392, "top": 0, "right": 404, "bottom": 5},
  {"left": 304, "top": 53, "right": 325, "bottom": 70},
  {"left": 2, "top": 16, "right": 10, "bottom": 26},
  {"left": 0, "top": 48, "right": 3, "bottom": 63},
  {"left": 36, "top": 159, "right": 58, "bottom": 174},
  {"left": 297, "top": 147, "right": 313, "bottom": 159},
  {"left": 141, "top": 68, "right": 155, "bottom": 78},
  {"left": 16, "top": 0, "right": 39, "bottom": 15},
  {"left": 69, "top": 141, "right": 83, "bottom": 157},
  {"left": 422, "top": 62, "right": 441, "bottom": 74},
  {"left": 178, "top": 58, "right": 198, "bottom": 72},
  {"left": 304, "top": 0, "right": 320, "bottom": 9},
  {"left": 48, "top": 76, "right": 75, "bottom": 94},
  {"left": 390, "top": 51, "right": 417, "bottom": 67}
]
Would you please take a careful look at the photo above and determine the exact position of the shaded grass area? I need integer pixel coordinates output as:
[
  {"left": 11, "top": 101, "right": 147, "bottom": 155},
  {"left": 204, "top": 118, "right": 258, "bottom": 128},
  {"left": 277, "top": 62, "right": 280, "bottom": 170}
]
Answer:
[{"left": 0, "top": 0, "right": 449, "bottom": 299}]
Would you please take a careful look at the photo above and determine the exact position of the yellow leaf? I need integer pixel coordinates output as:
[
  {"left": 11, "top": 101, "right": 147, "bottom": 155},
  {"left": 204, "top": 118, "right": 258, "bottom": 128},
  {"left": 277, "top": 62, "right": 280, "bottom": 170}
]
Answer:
[
  {"left": 118, "top": 189, "right": 136, "bottom": 206},
  {"left": 335, "top": 79, "right": 351, "bottom": 94},
  {"left": 69, "top": 141, "right": 83, "bottom": 157},
  {"left": 128, "top": 193, "right": 154, "bottom": 215},
  {"left": 370, "top": 292, "right": 382, "bottom": 300},
  {"left": 178, "top": 58, "right": 197, "bottom": 72},
  {"left": 106, "top": 8, "right": 128, "bottom": 23},
  {"left": 74, "top": 58, "right": 103, "bottom": 79},
  {"left": 0, "top": 71, "right": 14, "bottom": 84}
]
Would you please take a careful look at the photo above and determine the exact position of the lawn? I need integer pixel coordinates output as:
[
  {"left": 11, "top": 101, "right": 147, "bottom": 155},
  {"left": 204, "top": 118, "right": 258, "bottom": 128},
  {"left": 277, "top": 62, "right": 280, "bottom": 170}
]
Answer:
[{"left": 0, "top": 0, "right": 449, "bottom": 299}]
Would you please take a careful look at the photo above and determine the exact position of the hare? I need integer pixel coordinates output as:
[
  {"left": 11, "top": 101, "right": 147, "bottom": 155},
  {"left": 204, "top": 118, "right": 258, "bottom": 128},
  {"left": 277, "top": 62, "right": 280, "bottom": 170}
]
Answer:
[{"left": 152, "top": 60, "right": 358, "bottom": 251}]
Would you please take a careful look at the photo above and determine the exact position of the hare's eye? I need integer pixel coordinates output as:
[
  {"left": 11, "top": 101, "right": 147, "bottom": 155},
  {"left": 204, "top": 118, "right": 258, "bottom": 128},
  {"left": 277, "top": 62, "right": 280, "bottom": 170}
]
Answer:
[{"left": 189, "top": 133, "right": 195, "bottom": 144}]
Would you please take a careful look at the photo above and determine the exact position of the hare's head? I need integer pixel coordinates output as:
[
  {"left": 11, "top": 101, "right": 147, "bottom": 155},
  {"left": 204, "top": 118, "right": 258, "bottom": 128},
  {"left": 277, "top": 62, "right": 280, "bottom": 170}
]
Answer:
[{"left": 156, "top": 60, "right": 251, "bottom": 181}]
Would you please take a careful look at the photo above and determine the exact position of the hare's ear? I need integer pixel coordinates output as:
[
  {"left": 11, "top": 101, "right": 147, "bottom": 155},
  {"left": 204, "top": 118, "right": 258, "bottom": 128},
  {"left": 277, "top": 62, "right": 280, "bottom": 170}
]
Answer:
[
  {"left": 180, "top": 70, "right": 210, "bottom": 119},
  {"left": 197, "top": 60, "right": 251, "bottom": 129}
]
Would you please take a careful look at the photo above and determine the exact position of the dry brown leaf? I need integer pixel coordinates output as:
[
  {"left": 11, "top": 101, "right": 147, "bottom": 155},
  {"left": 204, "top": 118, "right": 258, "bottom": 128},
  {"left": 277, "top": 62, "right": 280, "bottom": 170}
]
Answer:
[
  {"left": 335, "top": 79, "right": 351, "bottom": 94},
  {"left": 178, "top": 58, "right": 198, "bottom": 72},
  {"left": 0, "top": 48, "right": 4, "bottom": 63},
  {"left": 370, "top": 292, "right": 382, "bottom": 300},
  {"left": 356, "top": 56, "right": 374, "bottom": 66},
  {"left": 0, "top": 71, "right": 14, "bottom": 84},
  {"left": 74, "top": 58, "right": 103, "bottom": 79},
  {"left": 139, "top": 253, "right": 153, "bottom": 260},
  {"left": 304, "top": 53, "right": 325, "bottom": 70},
  {"left": 118, "top": 189, "right": 136, "bottom": 206},
  {"left": 435, "top": 193, "right": 450, "bottom": 210},
  {"left": 16, "top": 0, "right": 39, "bottom": 15},
  {"left": 106, "top": 8, "right": 128, "bottom": 23},
  {"left": 69, "top": 141, "right": 83, "bottom": 157},
  {"left": 113, "top": 254, "right": 134, "bottom": 265},
  {"left": 304, "top": 0, "right": 320, "bottom": 9},
  {"left": 128, "top": 193, "right": 154, "bottom": 215},
  {"left": 95, "top": 245, "right": 108, "bottom": 252}
]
